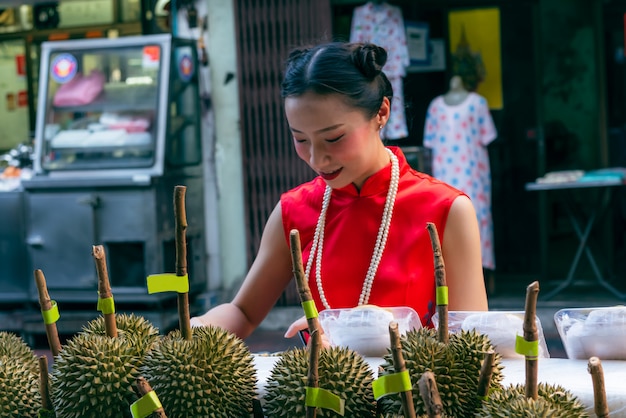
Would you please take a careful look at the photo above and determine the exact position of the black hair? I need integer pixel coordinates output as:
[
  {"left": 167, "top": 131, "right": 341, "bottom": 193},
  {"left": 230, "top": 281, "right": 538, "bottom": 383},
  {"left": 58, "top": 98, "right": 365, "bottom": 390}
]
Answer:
[{"left": 280, "top": 42, "right": 393, "bottom": 119}]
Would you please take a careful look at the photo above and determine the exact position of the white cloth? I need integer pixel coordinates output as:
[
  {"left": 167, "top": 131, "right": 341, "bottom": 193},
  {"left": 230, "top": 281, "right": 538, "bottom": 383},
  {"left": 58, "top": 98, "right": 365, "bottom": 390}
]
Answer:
[
  {"left": 350, "top": 2, "right": 409, "bottom": 140},
  {"left": 423, "top": 92, "right": 497, "bottom": 269}
]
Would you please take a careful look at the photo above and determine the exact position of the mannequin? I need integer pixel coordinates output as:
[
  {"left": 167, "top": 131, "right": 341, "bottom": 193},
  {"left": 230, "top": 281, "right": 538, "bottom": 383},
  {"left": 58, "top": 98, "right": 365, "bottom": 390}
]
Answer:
[
  {"left": 443, "top": 75, "right": 469, "bottom": 106},
  {"left": 423, "top": 77, "right": 497, "bottom": 284}
]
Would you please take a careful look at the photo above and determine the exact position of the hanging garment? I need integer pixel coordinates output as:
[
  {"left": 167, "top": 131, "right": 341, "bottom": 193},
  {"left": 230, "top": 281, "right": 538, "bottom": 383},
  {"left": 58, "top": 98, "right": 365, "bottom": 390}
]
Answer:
[
  {"left": 281, "top": 147, "right": 465, "bottom": 327},
  {"left": 423, "top": 92, "right": 497, "bottom": 269},
  {"left": 350, "top": 2, "right": 409, "bottom": 140}
]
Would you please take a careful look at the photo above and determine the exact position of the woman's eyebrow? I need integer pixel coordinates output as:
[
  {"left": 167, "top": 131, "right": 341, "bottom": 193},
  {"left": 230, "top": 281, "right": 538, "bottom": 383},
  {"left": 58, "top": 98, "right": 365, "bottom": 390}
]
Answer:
[{"left": 290, "top": 124, "right": 344, "bottom": 134}]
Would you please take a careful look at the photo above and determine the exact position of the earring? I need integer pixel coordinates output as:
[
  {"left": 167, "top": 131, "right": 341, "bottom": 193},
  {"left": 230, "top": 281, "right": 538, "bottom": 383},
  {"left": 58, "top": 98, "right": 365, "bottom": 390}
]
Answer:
[{"left": 379, "top": 124, "right": 384, "bottom": 130}]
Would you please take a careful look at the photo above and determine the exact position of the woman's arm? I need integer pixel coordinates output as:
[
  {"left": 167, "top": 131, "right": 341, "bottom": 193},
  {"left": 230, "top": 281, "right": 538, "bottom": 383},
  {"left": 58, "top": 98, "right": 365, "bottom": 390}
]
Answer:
[
  {"left": 191, "top": 203, "right": 294, "bottom": 339},
  {"left": 442, "top": 195, "right": 489, "bottom": 311}
]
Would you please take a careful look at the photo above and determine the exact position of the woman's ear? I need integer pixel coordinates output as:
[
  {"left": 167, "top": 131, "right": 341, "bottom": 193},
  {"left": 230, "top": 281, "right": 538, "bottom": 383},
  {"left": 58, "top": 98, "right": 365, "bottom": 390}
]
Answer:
[{"left": 377, "top": 96, "right": 391, "bottom": 126}]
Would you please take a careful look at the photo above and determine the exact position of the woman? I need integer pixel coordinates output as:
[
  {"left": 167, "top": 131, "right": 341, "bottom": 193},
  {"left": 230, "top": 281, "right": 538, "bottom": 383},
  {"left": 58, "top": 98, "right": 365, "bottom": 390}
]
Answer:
[{"left": 191, "top": 42, "right": 488, "bottom": 340}]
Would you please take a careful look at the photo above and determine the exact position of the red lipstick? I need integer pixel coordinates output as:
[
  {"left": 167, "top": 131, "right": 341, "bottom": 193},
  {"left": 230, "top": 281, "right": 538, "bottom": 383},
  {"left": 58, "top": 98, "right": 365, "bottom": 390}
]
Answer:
[{"left": 319, "top": 168, "right": 342, "bottom": 181}]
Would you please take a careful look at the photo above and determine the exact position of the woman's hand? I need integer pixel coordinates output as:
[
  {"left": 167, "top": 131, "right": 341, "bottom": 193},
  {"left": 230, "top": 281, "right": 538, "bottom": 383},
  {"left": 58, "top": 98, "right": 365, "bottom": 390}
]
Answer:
[{"left": 284, "top": 315, "right": 332, "bottom": 349}]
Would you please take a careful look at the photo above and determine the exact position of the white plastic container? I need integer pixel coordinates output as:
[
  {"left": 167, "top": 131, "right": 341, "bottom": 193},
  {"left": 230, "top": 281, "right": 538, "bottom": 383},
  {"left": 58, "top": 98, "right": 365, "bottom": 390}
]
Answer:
[
  {"left": 318, "top": 306, "right": 421, "bottom": 357},
  {"left": 431, "top": 311, "right": 550, "bottom": 359},
  {"left": 554, "top": 306, "right": 626, "bottom": 360}
]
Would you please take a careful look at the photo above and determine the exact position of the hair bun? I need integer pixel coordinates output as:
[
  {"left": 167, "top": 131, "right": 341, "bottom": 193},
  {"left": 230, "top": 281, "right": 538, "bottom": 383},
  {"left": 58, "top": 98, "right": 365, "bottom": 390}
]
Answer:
[{"left": 352, "top": 43, "right": 388, "bottom": 79}]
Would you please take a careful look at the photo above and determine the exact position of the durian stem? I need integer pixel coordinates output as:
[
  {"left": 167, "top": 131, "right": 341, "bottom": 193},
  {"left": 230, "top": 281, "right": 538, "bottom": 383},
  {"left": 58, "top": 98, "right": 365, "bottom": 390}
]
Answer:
[
  {"left": 426, "top": 222, "right": 448, "bottom": 344},
  {"left": 389, "top": 321, "right": 416, "bottom": 418},
  {"left": 523, "top": 281, "right": 539, "bottom": 400},
  {"left": 38, "top": 355, "right": 53, "bottom": 411},
  {"left": 92, "top": 245, "right": 117, "bottom": 338},
  {"left": 477, "top": 350, "right": 495, "bottom": 400},
  {"left": 588, "top": 356, "right": 609, "bottom": 418},
  {"left": 418, "top": 371, "right": 443, "bottom": 418},
  {"left": 34, "top": 269, "right": 62, "bottom": 356},
  {"left": 135, "top": 376, "right": 167, "bottom": 417},
  {"left": 289, "top": 229, "right": 320, "bottom": 418},
  {"left": 174, "top": 185, "right": 192, "bottom": 341}
]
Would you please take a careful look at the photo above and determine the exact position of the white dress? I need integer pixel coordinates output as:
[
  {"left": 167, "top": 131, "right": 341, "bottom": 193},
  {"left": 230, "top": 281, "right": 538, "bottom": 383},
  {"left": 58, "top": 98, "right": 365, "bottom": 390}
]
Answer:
[
  {"left": 350, "top": 1, "right": 409, "bottom": 140},
  {"left": 423, "top": 92, "right": 497, "bottom": 269}
]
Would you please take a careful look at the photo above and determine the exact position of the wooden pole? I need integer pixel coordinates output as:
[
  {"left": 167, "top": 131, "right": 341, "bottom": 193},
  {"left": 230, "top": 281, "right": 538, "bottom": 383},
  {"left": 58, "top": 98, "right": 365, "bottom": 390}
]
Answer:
[
  {"left": 92, "top": 245, "right": 117, "bottom": 338},
  {"left": 135, "top": 376, "right": 167, "bottom": 417},
  {"left": 523, "top": 281, "right": 540, "bottom": 400},
  {"left": 174, "top": 185, "right": 192, "bottom": 341},
  {"left": 426, "top": 222, "right": 448, "bottom": 344},
  {"left": 289, "top": 229, "right": 320, "bottom": 418},
  {"left": 588, "top": 356, "right": 609, "bottom": 418},
  {"left": 418, "top": 371, "right": 443, "bottom": 418},
  {"left": 33, "top": 269, "right": 62, "bottom": 357},
  {"left": 38, "top": 356, "right": 53, "bottom": 411},
  {"left": 477, "top": 351, "right": 495, "bottom": 400},
  {"left": 389, "top": 321, "right": 416, "bottom": 418}
]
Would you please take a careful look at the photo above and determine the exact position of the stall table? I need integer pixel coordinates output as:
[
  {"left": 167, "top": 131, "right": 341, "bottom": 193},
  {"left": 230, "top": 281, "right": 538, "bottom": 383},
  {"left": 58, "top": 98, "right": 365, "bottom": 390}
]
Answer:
[
  {"left": 525, "top": 177, "right": 626, "bottom": 300},
  {"left": 253, "top": 355, "right": 626, "bottom": 417}
]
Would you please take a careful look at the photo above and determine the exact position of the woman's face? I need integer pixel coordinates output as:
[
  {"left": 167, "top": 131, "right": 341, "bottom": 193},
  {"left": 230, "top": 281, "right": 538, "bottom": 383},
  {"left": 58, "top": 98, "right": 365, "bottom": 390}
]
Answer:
[{"left": 285, "top": 92, "right": 389, "bottom": 190}]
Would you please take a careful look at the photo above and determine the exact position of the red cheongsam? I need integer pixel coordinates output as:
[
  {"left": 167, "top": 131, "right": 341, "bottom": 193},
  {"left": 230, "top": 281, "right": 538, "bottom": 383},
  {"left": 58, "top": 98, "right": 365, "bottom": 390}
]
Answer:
[{"left": 281, "top": 146, "right": 464, "bottom": 327}]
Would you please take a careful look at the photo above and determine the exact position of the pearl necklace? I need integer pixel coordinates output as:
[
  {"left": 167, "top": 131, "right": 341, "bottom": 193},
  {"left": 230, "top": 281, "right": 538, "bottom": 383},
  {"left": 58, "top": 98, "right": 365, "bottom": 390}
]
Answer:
[{"left": 305, "top": 147, "right": 400, "bottom": 309}]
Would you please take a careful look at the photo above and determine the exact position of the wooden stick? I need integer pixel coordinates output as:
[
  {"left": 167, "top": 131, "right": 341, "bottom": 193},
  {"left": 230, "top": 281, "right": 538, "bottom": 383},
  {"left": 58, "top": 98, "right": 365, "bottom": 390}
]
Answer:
[
  {"left": 477, "top": 351, "right": 495, "bottom": 400},
  {"left": 92, "top": 245, "right": 117, "bottom": 338},
  {"left": 389, "top": 321, "right": 416, "bottom": 418},
  {"left": 289, "top": 229, "right": 320, "bottom": 418},
  {"left": 418, "top": 371, "right": 443, "bottom": 418},
  {"left": 135, "top": 376, "right": 167, "bottom": 417},
  {"left": 33, "top": 269, "right": 62, "bottom": 357},
  {"left": 174, "top": 185, "right": 192, "bottom": 341},
  {"left": 523, "top": 281, "right": 540, "bottom": 400},
  {"left": 38, "top": 356, "right": 53, "bottom": 411},
  {"left": 588, "top": 356, "right": 609, "bottom": 418},
  {"left": 426, "top": 222, "right": 448, "bottom": 344}
]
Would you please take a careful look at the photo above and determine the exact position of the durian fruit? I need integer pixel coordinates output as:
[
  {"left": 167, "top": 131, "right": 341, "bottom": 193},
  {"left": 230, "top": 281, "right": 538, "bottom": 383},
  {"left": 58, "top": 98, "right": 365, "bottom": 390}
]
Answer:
[
  {"left": 80, "top": 312, "right": 160, "bottom": 356},
  {"left": 475, "top": 382, "right": 588, "bottom": 417},
  {"left": 51, "top": 333, "right": 144, "bottom": 418},
  {"left": 0, "top": 331, "right": 39, "bottom": 373},
  {"left": 0, "top": 332, "right": 42, "bottom": 418},
  {"left": 263, "top": 346, "right": 377, "bottom": 418},
  {"left": 377, "top": 327, "right": 504, "bottom": 417},
  {"left": 140, "top": 325, "right": 257, "bottom": 417}
]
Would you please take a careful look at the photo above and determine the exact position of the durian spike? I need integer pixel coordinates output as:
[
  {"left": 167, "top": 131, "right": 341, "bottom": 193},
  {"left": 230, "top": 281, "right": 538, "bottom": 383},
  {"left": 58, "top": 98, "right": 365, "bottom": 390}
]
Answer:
[
  {"left": 477, "top": 350, "right": 495, "bottom": 400},
  {"left": 135, "top": 376, "right": 168, "bottom": 417},
  {"left": 418, "top": 370, "right": 443, "bottom": 418},
  {"left": 523, "top": 281, "right": 540, "bottom": 400},
  {"left": 174, "top": 185, "right": 192, "bottom": 341},
  {"left": 426, "top": 222, "right": 448, "bottom": 344},
  {"left": 34, "top": 269, "right": 62, "bottom": 356},
  {"left": 38, "top": 356, "right": 52, "bottom": 411},
  {"left": 389, "top": 321, "right": 416, "bottom": 418},
  {"left": 92, "top": 245, "right": 117, "bottom": 338},
  {"left": 588, "top": 356, "right": 609, "bottom": 418},
  {"left": 289, "top": 229, "right": 320, "bottom": 418}
]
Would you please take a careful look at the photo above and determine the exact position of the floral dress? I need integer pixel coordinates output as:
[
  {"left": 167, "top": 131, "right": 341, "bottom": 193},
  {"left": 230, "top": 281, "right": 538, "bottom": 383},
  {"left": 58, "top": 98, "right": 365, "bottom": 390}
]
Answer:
[
  {"left": 350, "top": 1, "right": 409, "bottom": 140},
  {"left": 423, "top": 92, "right": 497, "bottom": 269}
]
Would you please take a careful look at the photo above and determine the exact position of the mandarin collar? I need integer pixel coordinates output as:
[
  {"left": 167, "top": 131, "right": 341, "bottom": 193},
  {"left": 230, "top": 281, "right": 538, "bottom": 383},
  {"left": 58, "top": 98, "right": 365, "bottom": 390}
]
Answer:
[{"left": 334, "top": 146, "right": 406, "bottom": 197}]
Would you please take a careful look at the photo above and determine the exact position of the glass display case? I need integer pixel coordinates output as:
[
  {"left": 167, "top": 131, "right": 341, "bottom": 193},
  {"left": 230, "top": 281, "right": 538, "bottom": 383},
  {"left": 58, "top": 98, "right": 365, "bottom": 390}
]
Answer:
[
  {"left": 32, "top": 33, "right": 200, "bottom": 182},
  {"left": 20, "top": 34, "right": 206, "bottom": 312}
]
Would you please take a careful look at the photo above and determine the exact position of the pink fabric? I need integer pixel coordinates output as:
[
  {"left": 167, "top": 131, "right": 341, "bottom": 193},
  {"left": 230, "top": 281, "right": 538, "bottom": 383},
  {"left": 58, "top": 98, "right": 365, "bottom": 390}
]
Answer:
[{"left": 53, "top": 70, "right": 105, "bottom": 107}]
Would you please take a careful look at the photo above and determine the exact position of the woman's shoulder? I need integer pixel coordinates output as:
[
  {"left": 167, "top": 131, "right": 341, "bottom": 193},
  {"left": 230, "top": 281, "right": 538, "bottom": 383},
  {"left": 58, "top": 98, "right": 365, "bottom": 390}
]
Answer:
[
  {"left": 281, "top": 177, "right": 325, "bottom": 204},
  {"left": 400, "top": 167, "right": 465, "bottom": 201}
]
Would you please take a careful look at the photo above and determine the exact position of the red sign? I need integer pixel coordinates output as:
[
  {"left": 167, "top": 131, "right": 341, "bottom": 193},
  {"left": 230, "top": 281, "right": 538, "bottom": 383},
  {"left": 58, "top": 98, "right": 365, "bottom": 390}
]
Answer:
[
  {"left": 17, "top": 91, "right": 28, "bottom": 107},
  {"left": 16, "top": 54, "right": 26, "bottom": 76}
]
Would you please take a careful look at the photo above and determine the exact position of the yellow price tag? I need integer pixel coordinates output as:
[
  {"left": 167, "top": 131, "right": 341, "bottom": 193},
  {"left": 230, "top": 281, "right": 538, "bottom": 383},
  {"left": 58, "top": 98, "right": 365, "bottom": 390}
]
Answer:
[{"left": 146, "top": 273, "right": 189, "bottom": 294}]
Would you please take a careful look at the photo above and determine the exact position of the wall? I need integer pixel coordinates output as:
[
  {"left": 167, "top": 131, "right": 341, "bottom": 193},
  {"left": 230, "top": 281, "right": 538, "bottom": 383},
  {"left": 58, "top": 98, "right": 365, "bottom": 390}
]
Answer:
[
  {"left": 205, "top": 0, "right": 247, "bottom": 296},
  {"left": 540, "top": 0, "right": 601, "bottom": 170}
]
